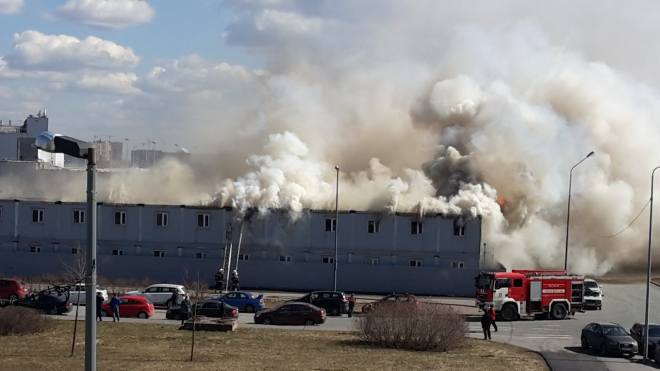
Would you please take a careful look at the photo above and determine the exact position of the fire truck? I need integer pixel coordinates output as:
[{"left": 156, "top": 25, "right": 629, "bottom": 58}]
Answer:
[{"left": 475, "top": 270, "right": 585, "bottom": 321}]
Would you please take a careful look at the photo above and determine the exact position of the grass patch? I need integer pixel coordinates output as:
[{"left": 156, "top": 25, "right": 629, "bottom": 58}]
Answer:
[{"left": 0, "top": 321, "right": 547, "bottom": 371}]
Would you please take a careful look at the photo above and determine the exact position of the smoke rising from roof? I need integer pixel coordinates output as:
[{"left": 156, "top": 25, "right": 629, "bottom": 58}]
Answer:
[{"left": 3, "top": 2, "right": 660, "bottom": 276}]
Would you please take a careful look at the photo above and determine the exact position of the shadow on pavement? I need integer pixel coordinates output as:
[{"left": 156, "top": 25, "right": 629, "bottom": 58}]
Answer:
[{"left": 563, "top": 346, "right": 657, "bottom": 366}]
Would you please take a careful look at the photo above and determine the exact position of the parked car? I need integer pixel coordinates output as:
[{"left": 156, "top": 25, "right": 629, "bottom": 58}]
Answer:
[
  {"left": 126, "top": 284, "right": 188, "bottom": 307},
  {"left": 584, "top": 290, "right": 603, "bottom": 310},
  {"left": 211, "top": 291, "right": 265, "bottom": 313},
  {"left": 362, "top": 293, "right": 419, "bottom": 312},
  {"left": 290, "top": 291, "right": 347, "bottom": 316},
  {"left": 101, "top": 295, "right": 154, "bottom": 319},
  {"left": 630, "top": 322, "right": 660, "bottom": 358},
  {"left": 254, "top": 303, "right": 326, "bottom": 326},
  {"left": 68, "top": 283, "right": 108, "bottom": 305},
  {"left": 581, "top": 322, "right": 638, "bottom": 357},
  {"left": 166, "top": 300, "right": 238, "bottom": 321},
  {"left": 0, "top": 278, "right": 28, "bottom": 301},
  {"left": 4, "top": 292, "right": 72, "bottom": 315},
  {"left": 584, "top": 278, "right": 603, "bottom": 295}
]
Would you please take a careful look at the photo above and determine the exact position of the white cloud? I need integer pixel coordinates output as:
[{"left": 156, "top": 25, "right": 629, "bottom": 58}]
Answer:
[
  {"left": 75, "top": 72, "right": 140, "bottom": 94},
  {"left": 0, "top": 0, "right": 23, "bottom": 14},
  {"left": 56, "top": 0, "right": 155, "bottom": 29},
  {"left": 5, "top": 31, "right": 139, "bottom": 71}
]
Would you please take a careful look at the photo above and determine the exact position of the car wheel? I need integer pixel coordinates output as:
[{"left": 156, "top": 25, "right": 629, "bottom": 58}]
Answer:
[
  {"left": 138, "top": 312, "right": 148, "bottom": 319},
  {"left": 262, "top": 317, "right": 272, "bottom": 325},
  {"left": 8, "top": 294, "right": 18, "bottom": 301},
  {"left": 174, "top": 313, "right": 182, "bottom": 321},
  {"left": 550, "top": 303, "right": 568, "bottom": 320},
  {"left": 600, "top": 344, "right": 608, "bottom": 357},
  {"left": 598, "top": 306, "right": 602, "bottom": 310},
  {"left": 101, "top": 310, "right": 108, "bottom": 317},
  {"left": 331, "top": 307, "right": 340, "bottom": 316},
  {"left": 581, "top": 337, "right": 589, "bottom": 349},
  {"left": 245, "top": 304, "right": 255, "bottom": 313},
  {"left": 500, "top": 304, "right": 517, "bottom": 321},
  {"left": 304, "top": 319, "right": 315, "bottom": 326},
  {"left": 49, "top": 307, "right": 58, "bottom": 315}
]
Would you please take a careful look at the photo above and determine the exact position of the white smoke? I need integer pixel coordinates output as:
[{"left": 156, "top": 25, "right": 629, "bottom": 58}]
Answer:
[{"left": 4, "top": 2, "right": 660, "bottom": 276}]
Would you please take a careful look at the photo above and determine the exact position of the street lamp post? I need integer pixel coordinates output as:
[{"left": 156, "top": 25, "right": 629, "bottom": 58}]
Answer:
[
  {"left": 34, "top": 132, "right": 97, "bottom": 371},
  {"left": 644, "top": 166, "right": 660, "bottom": 363},
  {"left": 564, "top": 151, "right": 594, "bottom": 272},
  {"left": 333, "top": 166, "right": 339, "bottom": 291}
]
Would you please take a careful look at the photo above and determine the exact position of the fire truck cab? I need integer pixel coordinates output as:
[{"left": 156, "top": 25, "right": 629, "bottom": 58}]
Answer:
[{"left": 475, "top": 270, "right": 585, "bottom": 321}]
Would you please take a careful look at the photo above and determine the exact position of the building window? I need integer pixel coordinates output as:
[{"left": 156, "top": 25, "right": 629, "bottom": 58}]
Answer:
[
  {"left": 197, "top": 213, "right": 210, "bottom": 228},
  {"left": 280, "top": 255, "right": 291, "bottom": 262},
  {"left": 367, "top": 258, "right": 379, "bottom": 265},
  {"left": 196, "top": 252, "right": 207, "bottom": 259},
  {"left": 32, "top": 209, "right": 44, "bottom": 223},
  {"left": 238, "top": 254, "right": 250, "bottom": 261},
  {"left": 112, "top": 249, "right": 124, "bottom": 256},
  {"left": 322, "top": 257, "right": 334, "bottom": 264},
  {"left": 409, "top": 260, "right": 422, "bottom": 267},
  {"left": 71, "top": 247, "right": 81, "bottom": 254},
  {"left": 411, "top": 221, "right": 423, "bottom": 235},
  {"left": 153, "top": 250, "right": 166, "bottom": 258},
  {"left": 451, "top": 261, "right": 465, "bottom": 269},
  {"left": 453, "top": 222, "right": 465, "bottom": 236},
  {"left": 114, "top": 211, "right": 126, "bottom": 225},
  {"left": 368, "top": 220, "right": 380, "bottom": 234},
  {"left": 30, "top": 246, "right": 41, "bottom": 253},
  {"left": 156, "top": 212, "right": 169, "bottom": 227},
  {"left": 325, "top": 218, "right": 336, "bottom": 232},
  {"left": 73, "top": 210, "right": 85, "bottom": 224}
]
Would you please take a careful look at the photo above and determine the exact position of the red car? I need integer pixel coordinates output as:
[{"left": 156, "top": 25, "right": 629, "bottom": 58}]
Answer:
[
  {"left": 101, "top": 296, "right": 154, "bottom": 319},
  {"left": 0, "top": 279, "right": 29, "bottom": 301},
  {"left": 362, "top": 293, "right": 419, "bottom": 312}
]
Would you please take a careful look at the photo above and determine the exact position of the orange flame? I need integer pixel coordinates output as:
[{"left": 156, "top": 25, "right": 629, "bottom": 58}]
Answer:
[{"left": 496, "top": 195, "right": 506, "bottom": 208}]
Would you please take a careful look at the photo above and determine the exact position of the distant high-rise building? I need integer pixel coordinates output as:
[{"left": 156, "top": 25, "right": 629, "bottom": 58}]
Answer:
[{"left": 0, "top": 110, "right": 63, "bottom": 166}]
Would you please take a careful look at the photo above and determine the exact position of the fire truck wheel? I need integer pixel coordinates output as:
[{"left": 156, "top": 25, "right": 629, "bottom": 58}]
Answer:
[
  {"left": 551, "top": 303, "right": 568, "bottom": 320},
  {"left": 500, "top": 304, "right": 517, "bottom": 321}
]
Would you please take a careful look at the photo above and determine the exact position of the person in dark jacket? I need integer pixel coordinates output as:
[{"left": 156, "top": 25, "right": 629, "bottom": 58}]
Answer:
[
  {"left": 230, "top": 270, "right": 240, "bottom": 291},
  {"left": 214, "top": 269, "right": 225, "bottom": 292},
  {"left": 165, "top": 289, "right": 180, "bottom": 308},
  {"left": 347, "top": 294, "right": 356, "bottom": 318},
  {"left": 481, "top": 312, "right": 492, "bottom": 340},
  {"left": 180, "top": 297, "right": 191, "bottom": 325},
  {"left": 109, "top": 294, "right": 121, "bottom": 322},
  {"left": 489, "top": 304, "right": 498, "bottom": 332},
  {"left": 96, "top": 292, "right": 104, "bottom": 321}
]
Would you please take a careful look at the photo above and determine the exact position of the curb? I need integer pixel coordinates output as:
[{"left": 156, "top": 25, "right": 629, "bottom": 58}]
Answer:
[
  {"left": 651, "top": 280, "right": 660, "bottom": 289},
  {"left": 538, "top": 352, "right": 553, "bottom": 371}
]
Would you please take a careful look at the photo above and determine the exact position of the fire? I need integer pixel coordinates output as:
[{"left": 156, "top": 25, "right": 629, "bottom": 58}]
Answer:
[{"left": 496, "top": 195, "right": 507, "bottom": 208}]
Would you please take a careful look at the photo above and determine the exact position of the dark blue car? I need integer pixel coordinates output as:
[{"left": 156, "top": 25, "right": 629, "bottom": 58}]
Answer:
[{"left": 212, "top": 291, "right": 264, "bottom": 313}]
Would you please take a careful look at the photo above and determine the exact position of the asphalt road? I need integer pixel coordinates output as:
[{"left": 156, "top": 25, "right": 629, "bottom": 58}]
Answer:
[{"left": 54, "top": 283, "right": 660, "bottom": 371}]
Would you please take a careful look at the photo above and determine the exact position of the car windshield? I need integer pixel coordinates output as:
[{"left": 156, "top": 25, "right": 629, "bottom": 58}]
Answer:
[
  {"left": 475, "top": 274, "right": 493, "bottom": 290},
  {"left": 585, "top": 281, "right": 599, "bottom": 288},
  {"left": 19, "top": 281, "right": 26, "bottom": 286},
  {"left": 603, "top": 326, "right": 628, "bottom": 336}
]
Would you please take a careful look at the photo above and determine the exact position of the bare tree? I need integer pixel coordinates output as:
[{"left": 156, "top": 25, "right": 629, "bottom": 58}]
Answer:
[
  {"left": 62, "top": 243, "right": 86, "bottom": 357},
  {"left": 182, "top": 268, "right": 206, "bottom": 362}
]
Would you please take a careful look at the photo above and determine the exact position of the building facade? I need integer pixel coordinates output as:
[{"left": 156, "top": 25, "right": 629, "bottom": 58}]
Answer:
[
  {"left": 0, "top": 111, "right": 63, "bottom": 166},
  {"left": 0, "top": 199, "right": 489, "bottom": 296}
]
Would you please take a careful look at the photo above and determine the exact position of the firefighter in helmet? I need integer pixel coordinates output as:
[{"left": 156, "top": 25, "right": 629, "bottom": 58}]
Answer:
[
  {"left": 230, "top": 270, "right": 240, "bottom": 291},
  {"left": 214, "top": 268, "right": 225, "bottom": 292}
]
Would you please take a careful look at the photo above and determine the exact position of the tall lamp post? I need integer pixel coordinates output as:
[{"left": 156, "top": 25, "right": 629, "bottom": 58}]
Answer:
[
  {"left": 564, "top": 151, "right": 594, "bottom": 272},
  {"left": 34, "top": 132, "right": 97, "bottom": 371},
  {"left": 333, "top": 166, "right": 339, "bottom": 291},
  {"left": 644, "top": 166, "right": 660, "bottom": 363}
]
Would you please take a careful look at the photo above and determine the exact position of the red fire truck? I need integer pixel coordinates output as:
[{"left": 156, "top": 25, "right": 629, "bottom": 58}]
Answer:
[{"left": 475, "top": 270, "right": 585, "bottom": 321}]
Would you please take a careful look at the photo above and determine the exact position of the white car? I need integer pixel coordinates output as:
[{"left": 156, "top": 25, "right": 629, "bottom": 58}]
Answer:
[
  {"left": 69, "top": 283, "right": 108, "bottom": 305},
  {"left": 584, "top": 278, "right": 603, "bottom": 295},
  {"left": 126, "top": 284, "right": 188, "bottom": 307},
  {"left": 584, "top": 290, "right": 603, "bottom": 310}
]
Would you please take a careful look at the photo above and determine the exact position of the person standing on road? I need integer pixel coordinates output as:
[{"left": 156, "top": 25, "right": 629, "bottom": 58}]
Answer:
[
  {"left": 489, "top": 304, "right": 498, "bottom": 332},
  {"left": 110, "top": 293, "right": 121, "bottom": 322},
  {"left": 214, "top": 269, "right": 225, "bottom": 292},
  {"left": 165, "top": 289, "right": 180, "bottom": 308},
  {"left": 180, "top": 296, "right": 191, "bottom": 325},
  {"left": 96, "top": 292, "right": 104, "bottom": 322},
  {"left": 481, "top": 312, "right": 492, "bottom": 340},
  {"left": 230, "top": 270, "right": 240, "bottom": 291},
  {"left": 348, "top": 294, "right": 356, "bottom": 318}
]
